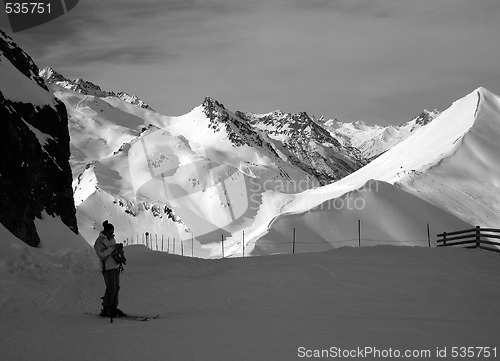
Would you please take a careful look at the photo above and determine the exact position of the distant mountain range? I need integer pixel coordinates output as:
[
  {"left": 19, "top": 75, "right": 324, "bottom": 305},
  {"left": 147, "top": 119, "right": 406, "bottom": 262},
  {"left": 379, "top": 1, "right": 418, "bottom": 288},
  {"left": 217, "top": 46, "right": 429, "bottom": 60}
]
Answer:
[
  {"left": 319, "top": 109, "right": 440, "bottom": 160},
  {"left": 35, "top": 66, "right": 446, "bottom": 252},
  {"left": 3, "top": 28, "right": 498, "bottom": 258},
  {"left": 39, "top": 66, "right": 440, "bottom": 175}
]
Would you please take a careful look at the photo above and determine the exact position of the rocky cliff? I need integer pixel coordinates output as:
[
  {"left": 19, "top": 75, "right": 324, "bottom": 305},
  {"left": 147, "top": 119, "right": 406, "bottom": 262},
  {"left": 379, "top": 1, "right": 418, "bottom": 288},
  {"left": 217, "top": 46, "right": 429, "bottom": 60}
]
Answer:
[{"left": 0, "top": 29, "right": 78, "bottom": 247}]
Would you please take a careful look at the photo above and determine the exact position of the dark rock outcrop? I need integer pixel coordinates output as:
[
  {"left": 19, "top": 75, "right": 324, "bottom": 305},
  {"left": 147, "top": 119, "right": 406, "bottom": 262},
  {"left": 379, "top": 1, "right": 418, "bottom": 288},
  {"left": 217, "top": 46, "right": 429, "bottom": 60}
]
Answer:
[{"left": 0, "top": 29, "right": 78, "bottom": 247}]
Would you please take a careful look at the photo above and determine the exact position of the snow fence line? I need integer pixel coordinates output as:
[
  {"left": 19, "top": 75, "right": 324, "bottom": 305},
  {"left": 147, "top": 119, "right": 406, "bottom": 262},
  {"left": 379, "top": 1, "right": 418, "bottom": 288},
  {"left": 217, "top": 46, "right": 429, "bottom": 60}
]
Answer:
[
  {"left": 123, "top": 220, "right": 441, "bottom": 258},
  {"left": 437, "top": 226, "right": 500, "bottom": 253}
]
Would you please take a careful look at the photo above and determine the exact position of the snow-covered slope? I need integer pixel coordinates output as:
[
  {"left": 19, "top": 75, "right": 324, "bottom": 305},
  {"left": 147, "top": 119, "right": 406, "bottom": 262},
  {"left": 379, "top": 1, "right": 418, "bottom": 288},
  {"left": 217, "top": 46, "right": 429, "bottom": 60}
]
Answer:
[
  {"left": 73, "top": 99, "right": 320, "bottom": 254},
  {"left": 400, "top": 88, "right": 500, "bottom": 226},
  {"left": 1, "top": 240, "right": 500, "bottom": 361},
  {"left": 251, "top": 180, "right": 470, "bottom": 256},
  {"left": 42, "top": 67, "right": 368, "bottom": 253},
  {"left": 51, "top": 83, "right": 320, "bottom": 251},
  {"left": 242, "top": 88, "right": 500, "bottom": 254},
  {"left": 56, "top": 90, "right": 145, "bottom": 178}
]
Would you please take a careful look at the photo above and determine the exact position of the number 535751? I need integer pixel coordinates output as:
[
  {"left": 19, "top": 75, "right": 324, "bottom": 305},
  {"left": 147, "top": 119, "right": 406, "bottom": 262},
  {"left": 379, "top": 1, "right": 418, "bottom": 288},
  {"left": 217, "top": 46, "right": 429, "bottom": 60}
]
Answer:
[{"left": 5, "top": 2, "right": 51, "bottom": 14}]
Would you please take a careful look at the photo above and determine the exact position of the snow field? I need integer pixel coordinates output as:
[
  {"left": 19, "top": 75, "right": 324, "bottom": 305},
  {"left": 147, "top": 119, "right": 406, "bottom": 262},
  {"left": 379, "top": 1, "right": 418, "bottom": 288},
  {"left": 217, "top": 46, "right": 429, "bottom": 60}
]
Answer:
[{"left": 1, "top": 228, "right": 499, "bottom": 361}]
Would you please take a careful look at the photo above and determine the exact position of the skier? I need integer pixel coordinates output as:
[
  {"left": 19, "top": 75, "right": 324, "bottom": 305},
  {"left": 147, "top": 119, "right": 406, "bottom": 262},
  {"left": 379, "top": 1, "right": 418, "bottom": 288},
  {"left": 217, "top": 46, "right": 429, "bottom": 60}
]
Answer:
[{"left": 94, "top": 220, "right": 126, "bottom": 317}]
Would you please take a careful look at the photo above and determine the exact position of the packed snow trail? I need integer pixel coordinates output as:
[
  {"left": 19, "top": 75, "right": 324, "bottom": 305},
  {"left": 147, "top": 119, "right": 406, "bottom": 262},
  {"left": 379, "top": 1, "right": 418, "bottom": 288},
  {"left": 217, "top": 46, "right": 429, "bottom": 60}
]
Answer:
[{"left": 1, "top": 239, "right": 500, "bottom": 360}]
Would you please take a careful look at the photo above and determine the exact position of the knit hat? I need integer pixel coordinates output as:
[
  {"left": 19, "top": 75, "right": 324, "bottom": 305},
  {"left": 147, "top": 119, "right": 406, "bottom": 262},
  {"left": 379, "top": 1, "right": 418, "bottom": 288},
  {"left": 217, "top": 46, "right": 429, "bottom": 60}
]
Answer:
[{"left": 102, "top": 220, "right": 114, "bottom": 232}]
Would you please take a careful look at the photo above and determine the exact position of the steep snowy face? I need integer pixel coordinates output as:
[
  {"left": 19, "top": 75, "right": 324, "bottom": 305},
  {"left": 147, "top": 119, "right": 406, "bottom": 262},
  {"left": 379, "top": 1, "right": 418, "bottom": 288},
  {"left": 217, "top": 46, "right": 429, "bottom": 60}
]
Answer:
[
  {"left": 39, "top": 66, "right": 152, "bottom": 110},
  {"left": 400, "top": 88, "right": 500, "bottom": 227},
  {"left": 0, "top": 31, "right": 78, "bottom": 247},
  {"left": 246, "top": 110, "right": 365, "bottom": 184}
]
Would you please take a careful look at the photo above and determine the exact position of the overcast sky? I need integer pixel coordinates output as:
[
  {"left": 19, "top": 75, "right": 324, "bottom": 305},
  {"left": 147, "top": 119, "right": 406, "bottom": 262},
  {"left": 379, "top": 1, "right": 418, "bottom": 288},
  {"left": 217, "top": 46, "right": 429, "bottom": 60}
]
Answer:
[{"left": 4, "top": 0, "right": 500, "bottom": 125}]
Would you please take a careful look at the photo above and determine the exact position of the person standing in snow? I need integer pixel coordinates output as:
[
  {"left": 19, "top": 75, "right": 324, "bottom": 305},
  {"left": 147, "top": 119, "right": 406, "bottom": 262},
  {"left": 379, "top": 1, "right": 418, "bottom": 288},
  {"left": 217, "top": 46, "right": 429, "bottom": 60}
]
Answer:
[{"left": 94, "top": 220, "right": 126, "bottom": 317}]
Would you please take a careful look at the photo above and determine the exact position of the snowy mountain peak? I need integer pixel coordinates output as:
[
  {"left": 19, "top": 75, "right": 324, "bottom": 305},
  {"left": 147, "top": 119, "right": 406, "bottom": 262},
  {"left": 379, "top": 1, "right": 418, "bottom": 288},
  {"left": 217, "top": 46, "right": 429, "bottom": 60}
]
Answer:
[
  {"left": 243, "top": 108, "right": 365, "bottom": 183},
  {"left": 320, "top": 108, "right": 441, "bottom": 160},
  {"left": 353, "top": 120, "right": 368, "bottom": 128},
  {"left": 271, "top": 110, "right": 285, "bottom": 117},
  {"left": 39, "top": 66, "right": 66, "bottom": 82},
  {"left": 413, "top": 109, "right": 440, "bottom": 126},
  {"left": 39, "top": 66, "right": 153, "bottom": 110},
  {"left": 39, "top": 66, "right": 106, "bottom": 96},
  {"left": 247, "top": 109, "right": 336, "bottom": 142},
  {"left": 202, "top": 96, "right": 226, "bottom": 111}
]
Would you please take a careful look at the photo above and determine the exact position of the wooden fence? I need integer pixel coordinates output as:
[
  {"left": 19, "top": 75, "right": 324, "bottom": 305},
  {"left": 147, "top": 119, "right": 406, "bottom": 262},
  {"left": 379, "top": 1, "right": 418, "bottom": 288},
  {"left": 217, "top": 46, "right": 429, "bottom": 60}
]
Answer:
[{"left": 437, "top": 226, "right": 500, "bottom": 253}]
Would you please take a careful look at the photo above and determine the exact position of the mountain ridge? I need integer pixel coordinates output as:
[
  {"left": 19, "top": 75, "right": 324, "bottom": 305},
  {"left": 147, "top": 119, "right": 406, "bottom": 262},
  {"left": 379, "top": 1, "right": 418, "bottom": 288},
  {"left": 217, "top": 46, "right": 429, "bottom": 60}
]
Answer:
[{"left": 39, "top": 66, "right": 153, "bottom": 111}]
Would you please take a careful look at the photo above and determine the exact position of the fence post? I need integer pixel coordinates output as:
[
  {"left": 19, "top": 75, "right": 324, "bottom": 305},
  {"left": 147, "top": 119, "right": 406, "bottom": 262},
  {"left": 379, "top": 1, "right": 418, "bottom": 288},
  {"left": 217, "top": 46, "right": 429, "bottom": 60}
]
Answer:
[
  {"left": 427, "top": 223, "right": 431, "bottom": 248},
  {"left": 358, "top": 219, "right": 361, "bottom": 247},
  {"left": 221, "top": 234, "right": 225, "bottom": 258},
  {"left": 443, "top": 232, "right": 447, "bottom": 247},
  {"left": 292, "top": 227, "right": 296, "bottom": 254},
  {"left": 191, "top": 233, "right": 194, "bottom": 257},
  {"left": 181, "top": 241, "right": 184, "bottom": 256},
  {"left": 242, "top": 230, "right": 245, "bottom": 258},
  {"left": 475, "top": 226, "right": 481, "bottom": 248}
]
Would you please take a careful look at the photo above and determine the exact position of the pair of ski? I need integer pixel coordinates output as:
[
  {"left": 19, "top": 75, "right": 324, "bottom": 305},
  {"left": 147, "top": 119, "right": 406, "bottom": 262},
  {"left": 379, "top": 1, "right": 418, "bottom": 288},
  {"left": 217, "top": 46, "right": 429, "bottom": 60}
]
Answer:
[{"left": 88, "top": 312, "right": 159, "bottom": 323}]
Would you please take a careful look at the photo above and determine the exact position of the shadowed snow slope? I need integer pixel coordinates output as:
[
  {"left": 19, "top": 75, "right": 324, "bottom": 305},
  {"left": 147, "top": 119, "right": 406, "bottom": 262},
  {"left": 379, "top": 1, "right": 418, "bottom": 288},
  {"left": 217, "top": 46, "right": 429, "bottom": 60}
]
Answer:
[
  {"left": 252, "top": 181, "right": 470, "bottom": 256},
  {"left": 1, "top": 243, "right": 499, "bottom": 361}
]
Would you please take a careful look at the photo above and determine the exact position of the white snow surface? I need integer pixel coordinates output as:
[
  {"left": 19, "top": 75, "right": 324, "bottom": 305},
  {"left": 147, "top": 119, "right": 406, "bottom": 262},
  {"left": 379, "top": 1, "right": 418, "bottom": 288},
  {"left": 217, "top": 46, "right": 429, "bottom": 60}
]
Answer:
[{"left": 1, "top": 218, "right": 499, "bottom": 360}]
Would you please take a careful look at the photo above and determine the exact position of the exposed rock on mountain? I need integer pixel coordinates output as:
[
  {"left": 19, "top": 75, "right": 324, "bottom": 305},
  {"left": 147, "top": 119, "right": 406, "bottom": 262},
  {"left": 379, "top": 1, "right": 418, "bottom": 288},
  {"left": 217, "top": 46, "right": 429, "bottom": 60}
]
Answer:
[
  {"left": 0, "top": 30, "right": 78, "bottom": 247},
  {"left": 246, "top": 110, "right": 365, "bottom": 184}
]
